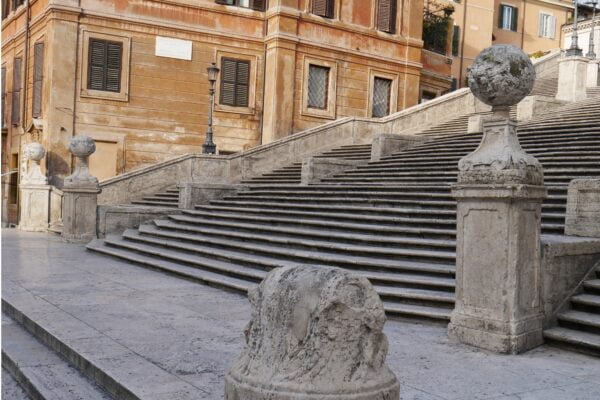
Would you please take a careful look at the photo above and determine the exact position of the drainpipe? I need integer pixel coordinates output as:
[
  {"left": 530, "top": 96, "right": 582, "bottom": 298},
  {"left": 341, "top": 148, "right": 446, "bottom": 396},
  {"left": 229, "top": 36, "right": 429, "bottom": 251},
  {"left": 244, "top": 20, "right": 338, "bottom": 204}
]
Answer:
[
  {"left": 521, "top": 0, "right": 527, "bottom": 51},
  {"left": 458, "top": 0, "right": 468, "bottom": 88},
  {"left": 21, "top": 0, "right": 31, "bottom": 132}
]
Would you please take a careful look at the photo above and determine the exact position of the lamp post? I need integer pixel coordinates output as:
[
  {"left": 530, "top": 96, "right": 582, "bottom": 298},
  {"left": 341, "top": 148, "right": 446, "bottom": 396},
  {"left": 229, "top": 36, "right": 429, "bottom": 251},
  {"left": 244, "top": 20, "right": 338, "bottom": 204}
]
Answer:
[
  {"left": 203, "top": 62, "right": 220, "bottom": 154},
  {"left": 586, "top": 0, "right": 598, "bottom": 58},
  {"left": 567, "top": 0, "right": 583, "bottom": 56}
]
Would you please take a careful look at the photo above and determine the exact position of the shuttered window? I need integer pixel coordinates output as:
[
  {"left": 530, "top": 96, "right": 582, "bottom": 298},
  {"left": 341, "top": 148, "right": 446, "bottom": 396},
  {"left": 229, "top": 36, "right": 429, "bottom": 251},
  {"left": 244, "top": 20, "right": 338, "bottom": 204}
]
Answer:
[
  {"left": 452, "top": 25, "right": 460, "bottom": 56},
  {"left": 215, "top": 0, "right": 266, "bottom": 10},
  {"left": 1, "top": 67, "right": 6, "bottom": 128},
  {"left": 377, "top": 0, "right": 397, "bottom": 33},
  {"left": 11, "top": 57, "right": 21, "bottom": 125},
  {"left": 220, "top": 58, "right": 250, "bottom": 107},
  {"left": 499, "top": 5, "right": 518, "bottom": 32},
  {"left": 12, "top": 0, "right": 24, "bottom": 10},
  {"left": 372, "top": 77, "right": 392, "bottom": 118},
  {"left": 307, "top": 64, "right": 329, "bottom": 110},
  {"left": 32, "top": 42, "right": 44, "bottom": 118},
  {"left": 2, "top": 0, "right": 11, "bottom": 20},
  {"left": 312, "top": 0, "right": 334, "bottom": 18},
  {"left": 87, "top": 39, "right": 123, "bottom": 93}
]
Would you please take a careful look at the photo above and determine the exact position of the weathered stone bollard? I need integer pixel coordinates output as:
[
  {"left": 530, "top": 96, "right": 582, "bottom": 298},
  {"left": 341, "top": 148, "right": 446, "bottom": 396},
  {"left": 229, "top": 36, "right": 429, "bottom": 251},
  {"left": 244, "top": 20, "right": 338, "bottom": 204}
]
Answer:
[
  {"left": 448, "top": 45, "right": 548, "bottom": 354},
  {"left": 62, "top": 135, "right": 101, "bottom": 243},
  {"left": 565, "top": 179, "right": 600, "bottom": 238},
  {"left": 225, "top": 265, "right": 400, "bottom": 400},
  {"left": 19, "top": 143, "right": 51, "bottom": 231}
]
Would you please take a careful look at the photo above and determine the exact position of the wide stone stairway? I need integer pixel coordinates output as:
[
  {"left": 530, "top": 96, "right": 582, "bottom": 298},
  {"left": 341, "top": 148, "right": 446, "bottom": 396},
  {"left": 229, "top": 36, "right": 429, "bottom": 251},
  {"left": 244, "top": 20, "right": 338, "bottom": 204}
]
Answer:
[{"left": 88, "top": 96, "right": 600, "bottom": 353}]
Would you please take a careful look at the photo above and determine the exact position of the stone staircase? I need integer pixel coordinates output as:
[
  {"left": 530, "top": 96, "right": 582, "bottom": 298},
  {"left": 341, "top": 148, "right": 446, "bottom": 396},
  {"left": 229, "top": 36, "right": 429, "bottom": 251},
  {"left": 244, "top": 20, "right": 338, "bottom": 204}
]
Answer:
[
  {"left": 88, "top": 96, "right": 600, "bottom": 333},
  {"left": 588, "top": 86, "right": 600, "bottom": 98},
  {"left": 544, "top": 264, "right": 600, "bottom": 356}
]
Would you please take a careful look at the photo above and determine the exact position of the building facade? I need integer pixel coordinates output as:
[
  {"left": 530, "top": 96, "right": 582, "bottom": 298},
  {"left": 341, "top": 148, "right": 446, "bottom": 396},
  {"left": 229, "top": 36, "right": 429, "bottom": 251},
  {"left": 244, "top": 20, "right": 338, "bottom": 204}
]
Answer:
[{"left": 1, "top": 0, "right": 428, "bottom": 226}]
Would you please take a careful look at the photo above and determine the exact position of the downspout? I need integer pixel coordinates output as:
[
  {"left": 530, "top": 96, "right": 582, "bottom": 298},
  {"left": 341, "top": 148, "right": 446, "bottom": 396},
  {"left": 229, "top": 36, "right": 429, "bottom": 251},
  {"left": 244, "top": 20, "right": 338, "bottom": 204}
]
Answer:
[
  {"left": 458, "top": 0, "right": 468, "bottom": 88},
  {"left": 259, "top": 7, "right": 267, "bottom": 146},
  {"left": 403, "top": 0, "right": 412, "bottom": 107},
  {"left": 67, "top": 0, "right": 82, "bottom": 180},
  {"left": 521, "top": 0, "right": 527, "bottom": 50},
  {"left": 20, "top": 0, "right": 31, "bottom": 132}
]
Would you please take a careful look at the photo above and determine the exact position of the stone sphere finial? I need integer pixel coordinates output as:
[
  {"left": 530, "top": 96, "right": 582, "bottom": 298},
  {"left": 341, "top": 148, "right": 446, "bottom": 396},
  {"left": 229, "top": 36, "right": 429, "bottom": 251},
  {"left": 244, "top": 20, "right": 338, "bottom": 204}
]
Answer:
[
  {"left": 68, "top": 135, "right": 96, "bottom": 158},
  {"left": 25, "top": 142, "right": 46, "bottom": 162},
  {"left": 225, "top": 265, "right": 400, "bottom": 399},
  {"left": 468, "top": 45, "right": 535, "bottom": 108}
]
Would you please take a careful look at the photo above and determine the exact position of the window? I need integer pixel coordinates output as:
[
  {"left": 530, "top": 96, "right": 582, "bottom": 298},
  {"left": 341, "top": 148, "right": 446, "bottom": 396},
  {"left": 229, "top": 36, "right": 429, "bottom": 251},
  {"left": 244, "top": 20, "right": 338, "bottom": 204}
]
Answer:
[
  {"left": 539, "top": 13, "right": 555, "bottom": 39},
  {"left": 1, "top": 67, "right": 6, "bottom": 128},
  {"left": 312, "top": 0, "right": 334, "bottom": 18},
  {"left": 307, "top": 65, "right": 330, "bottom": 109},
  {"left": 2, "top": 0, "right": 10, "bottom": 20},
  {"left": 11, "top": 57, "right": 21, "bottom": 126},
  {"left": 87, "top": 39, "right": 123, "bottom": 93},
  {"left": 9, "top": 153, "right": 18, "bottom": 205},
  {"left": 452, "top": 25, "right": 460, "bottom": 56},
  {"left": 32, "top": 42, "right": 44, "bottom": 118},
  {"left": 220, "top": 58, "right": 250, "bottom": 107},
  {"left": 377, "top": 0, "right": 397, "bottom": 33},
  {"left": 372, "top": 77, "right": 392, "bottom": 118},
  {"left": 499, "top": 4, "right": 518, "bottom": 31},
  {"left": 215, "top": 0, "right": 266, "bottom": 11},
  {"left": 11, "top": 0, "right": 23, "bottom": 10}
]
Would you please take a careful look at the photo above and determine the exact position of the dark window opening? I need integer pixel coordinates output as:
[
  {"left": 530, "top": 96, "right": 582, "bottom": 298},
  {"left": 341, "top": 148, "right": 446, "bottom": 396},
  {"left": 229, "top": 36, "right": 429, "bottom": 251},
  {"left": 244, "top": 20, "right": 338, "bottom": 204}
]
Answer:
[
  {"left": 11, "top": 57, "right": 21, "bottom": 126},
  {"left": 32, "top": 42, "right": 44, "bottom": 118},
  {"left": 215, "top": 0, "right": 266, "bottom": 11},
  {"left": 377, "top": 0, "right": 397, "bottom": 33},
  {"left": 220, "top": 58, "right": 250, "bottom": 107},
  {"left": 312, "top": 0, "right": 334, "bottom": 18},
  {"left": 372, "top": 77, "right": 392, "bottom": 118},
  {"left": 452, "top": 25, "right": 460, "bottom": 56},
  {"left": 499, "top": 4, "right": 518, "bottom": 32},
  {"left": 307, "top": 64, "right": 330, "bottom": 110},
  {"left": 87, "top": 39, "right": 123, "bottom": 93}
]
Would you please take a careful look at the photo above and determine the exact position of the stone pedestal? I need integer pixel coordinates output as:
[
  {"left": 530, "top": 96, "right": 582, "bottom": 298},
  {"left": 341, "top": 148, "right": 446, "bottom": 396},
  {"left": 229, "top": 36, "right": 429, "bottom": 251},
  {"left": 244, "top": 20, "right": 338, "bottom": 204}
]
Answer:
[
  {"left": 370, "top": 134, "right": 427, "bottom": 161},
  {"left": 19, "top": 184, "right": 51, "bottom": 232},
  {"left": 467, "top": 115, "right": 484, "bottom": 134},
  {"left": 556, "top": 56, "right": 589, "bottom": 102},
  {"left": 587, "top": 60, "right": 600, "bottom": 88},
  {"left": 450, "top": 184, "right": 547, "bottom": 353},
  {"left": 62, "top": 187, "right": 101, "bottom": 243},
  {"left": 565, "top": 179, "right": 600, "bottom": 238},
  {"left": 516, "top": 95, "right": 566, "bottom": 122},
  {"left": 300, "top": 157, "right": 361, "bottom": 185},
  {"left": 178, "top": 183, "right": 245, "bottom": 209}
]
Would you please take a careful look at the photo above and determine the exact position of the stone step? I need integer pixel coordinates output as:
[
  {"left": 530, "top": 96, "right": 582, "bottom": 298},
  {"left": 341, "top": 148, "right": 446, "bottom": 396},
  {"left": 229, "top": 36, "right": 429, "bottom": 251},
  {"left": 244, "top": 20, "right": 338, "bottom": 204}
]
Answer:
[
  {"left": 131, "top": 200, "right": 179, "bottom": 207},
  {"left": 543, "top": 327, "right": 600, "bottom": 357},
  {"left": 382, "top": 302, "right": 452, "bottom": 322},
  {"left": 1, "top": 313, "right": 113, "bottom": 400},
  {"left": 557, "top": 310, "right": 600, "bottom": 334},
  {"left": 571, "top": 294, "right": 600, "bottom": 314},
  {"left": 584, "top": 279, "right": 600, "bottom": 295}
]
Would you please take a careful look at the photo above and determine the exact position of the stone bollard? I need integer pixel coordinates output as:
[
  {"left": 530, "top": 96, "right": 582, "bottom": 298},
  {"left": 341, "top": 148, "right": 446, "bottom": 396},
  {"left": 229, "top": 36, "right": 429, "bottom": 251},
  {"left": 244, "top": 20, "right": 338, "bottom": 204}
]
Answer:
[
  {"left": 19, "top": 143, "right": 51, "bottom": 232},
  {"left": 62, "top": 135, "right": 101, "bottom": 243},
  {"left": 565, "top": 179, "right": 600, "bottom": 238},
  {"left": 225, "top": 265, "right": 400, "bottom": 400},
  {"left": 448, "top": 45, "right": 547, "bottom": 354}
]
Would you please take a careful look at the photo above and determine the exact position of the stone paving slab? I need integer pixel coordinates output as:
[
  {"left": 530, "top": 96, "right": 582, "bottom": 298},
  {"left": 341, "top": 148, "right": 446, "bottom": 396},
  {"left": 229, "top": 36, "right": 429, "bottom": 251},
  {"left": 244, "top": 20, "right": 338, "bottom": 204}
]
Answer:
[
  {"left": 2, "top": 368, "right": 31, "bottom": 400},
  {"left": 2, "top": 230, "right": 600, "bottom": 400}
]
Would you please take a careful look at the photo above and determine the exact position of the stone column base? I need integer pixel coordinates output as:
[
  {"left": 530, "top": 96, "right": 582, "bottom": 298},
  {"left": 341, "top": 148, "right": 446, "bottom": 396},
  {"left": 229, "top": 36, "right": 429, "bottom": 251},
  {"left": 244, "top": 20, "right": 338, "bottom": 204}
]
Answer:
[
  {"left": 62, "top": 187, "right": 100, "bottom": 243},
  {"left": 19, "top": 184, "right": 51, "bottom": 232}
]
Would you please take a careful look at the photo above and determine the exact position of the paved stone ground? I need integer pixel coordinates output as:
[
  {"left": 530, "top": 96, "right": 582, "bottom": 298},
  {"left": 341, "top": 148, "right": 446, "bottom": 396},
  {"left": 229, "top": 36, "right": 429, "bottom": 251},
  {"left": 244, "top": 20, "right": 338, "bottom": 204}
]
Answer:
[
  {"left": 2, "top": 230, "right": 600, "bottom": 400},
  {"left": 2, "top": 369, "right": 30, "bottom": 400}
]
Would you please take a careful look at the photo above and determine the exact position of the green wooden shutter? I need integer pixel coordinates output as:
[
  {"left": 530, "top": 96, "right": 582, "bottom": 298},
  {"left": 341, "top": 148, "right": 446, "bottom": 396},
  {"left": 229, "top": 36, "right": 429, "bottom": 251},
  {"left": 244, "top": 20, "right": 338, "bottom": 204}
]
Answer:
[
  {"left": 88, "top": 39, "right": 106, "bottom": 90},
  {"left": 313, "top": 0, "right": 333, "bottom": 18},
  {"left": 220, "top": 58, "right": 237, "bottom": 106},
  {"left": 235, "top": 60, "right": 250, "bottom": 107},
  {"left": 11, "top": 57, "right": 21, "bottom": 125},
  {"left": 105, "top": 42, "right": 122, "bottom": 92},
  {"left": 250, "top": 0, "right": 266, "bottom": 11},
  {"left": 377, "top": 0, "right": 397, "bottom": 33},
  {"left": 511, "top": 7, "right": 518, "bottom": 32},
  {"left": 32, "top": 42, "right": 44, "bottom": 118},
  {"left": 498, "top": 5, "right": 504, "bottom": 29},
  {"left": 1, "top": 67, "right": 6, "bottom": 128},
  {"left": 452, "top": 25, "right": 460, "bottom": 56},
  {"left": 88, "top": 39, "right": 122, "bottom": 92}
]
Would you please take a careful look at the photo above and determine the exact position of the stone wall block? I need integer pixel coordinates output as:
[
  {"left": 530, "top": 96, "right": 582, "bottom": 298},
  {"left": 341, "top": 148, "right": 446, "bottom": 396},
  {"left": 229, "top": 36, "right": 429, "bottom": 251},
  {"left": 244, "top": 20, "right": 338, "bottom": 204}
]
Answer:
[
  {"left": 370, "top": 134, "right": 428, "bottom": 161},
  {"left": 565, "top": 179, "right": 600, "bottom": 237},
  {"left": 19, "top": 185, "right": 51, "bottom": 232},
  {"left": 516, "top": 96, "right": 567, "bottom": 122},
  {"left": 178, "top": 183, "right": 245, "bottom": 209},
  {"left": 556, "top": 56, "right": 589, "bottom": 102},
  {"left": 587, "top": 60, "right": 599, "bottom": 88},
  {"left": 300, "top": 157, "right": 362, "bottom": 185},
  {"left": 225, "top": 265, "right": 400, "bottom": 399}
]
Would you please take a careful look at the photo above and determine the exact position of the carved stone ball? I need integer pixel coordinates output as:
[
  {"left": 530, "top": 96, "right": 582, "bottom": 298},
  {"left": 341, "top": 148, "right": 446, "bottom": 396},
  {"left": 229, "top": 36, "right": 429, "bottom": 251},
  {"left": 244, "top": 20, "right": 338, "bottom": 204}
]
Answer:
[
  {"left": 468, "top": 45, "right": 535, "bottom": 107},
  {"left": 68, "top": 135, "right": 96, "bottom": 158},
  {"left": 225, "top": 265, "right": 400, "bottom": 400},
  {"left": 25, "top": 142, "right": 46, "bottom": 162}
]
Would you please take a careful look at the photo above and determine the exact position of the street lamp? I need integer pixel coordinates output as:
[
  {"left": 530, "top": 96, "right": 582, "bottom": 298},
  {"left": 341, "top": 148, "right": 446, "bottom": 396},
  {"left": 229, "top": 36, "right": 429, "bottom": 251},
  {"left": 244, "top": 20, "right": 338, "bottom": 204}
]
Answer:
[
  {"left": 586, "top": 0, "right": 598, "bottom": 58},
  {"left": 203, "top": 62, "right": 220, "bottom": 155},
  {"left": 567, "top": 0, "right": 583, "bottom": 56}
]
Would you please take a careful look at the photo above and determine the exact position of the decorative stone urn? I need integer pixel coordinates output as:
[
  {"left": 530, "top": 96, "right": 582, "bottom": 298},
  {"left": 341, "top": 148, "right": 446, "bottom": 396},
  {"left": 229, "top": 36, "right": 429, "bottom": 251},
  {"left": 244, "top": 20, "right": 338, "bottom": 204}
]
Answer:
[
  {"left": 22, "top": 142, "right": 47, "bottom": 185},
  {"left": 449, "top": 45, "right": 548, "bottom": 354},
  {"left": 62, "top": 135, "right": 101, "bottom": 243},
  {"left": 225, "top": 265, "right": 400, "bottom": 400}
]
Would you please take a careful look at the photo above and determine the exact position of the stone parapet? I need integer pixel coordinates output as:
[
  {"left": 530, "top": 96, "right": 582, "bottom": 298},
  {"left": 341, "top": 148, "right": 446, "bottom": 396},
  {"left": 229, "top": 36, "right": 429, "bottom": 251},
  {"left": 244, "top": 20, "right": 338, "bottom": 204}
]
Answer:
[
  {"left": 300, "top": 157, "right": 362, "bottom": 185},
  {"left": 556, "top": 56, "right": 589, "bottom": 103},
  {"left": 97, "top": 205, "right": 183, "bottom": 237},
  {"left": 178, "top": 183, "right": 246, "bottom": 209},
  {"left": 370, "top": 134, "right": 428, "bottom": 161},
  {"left": 516, "top": 95, "right": 567, "bottom": 122},
  {"left": 565, "top": 179, "right": 600, "bottom": 238}
]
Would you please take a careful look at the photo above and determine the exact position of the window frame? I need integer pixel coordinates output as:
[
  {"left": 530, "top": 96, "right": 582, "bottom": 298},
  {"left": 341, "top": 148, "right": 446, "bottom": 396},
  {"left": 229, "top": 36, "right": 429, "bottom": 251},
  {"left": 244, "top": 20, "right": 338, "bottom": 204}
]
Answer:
[
  {"left": 376, "top": 0, "right": 398, "bottom": 34},
  {"left": 499, "top": 4, "right": 518, "bottom": 32},
  {"left": 215, "top": 0, "right": 266, "bottom": 11},
  {"left": 539, "top": 12, "right": 555, "bottom": 39},
  {"left": 214, "top": 51, "right": 258, "bottom": 115},
  {"left": 80, "top": 31, "right": 130, "bottom": 102},
  {"left": 301, "top": 57, "right": 337, "bottom": 120},
  {"left": 367, "top": 69, "right": 398, "bottom": 119},
  {"left": 312, "top": 0, "right": 335, "bottom": 19}
]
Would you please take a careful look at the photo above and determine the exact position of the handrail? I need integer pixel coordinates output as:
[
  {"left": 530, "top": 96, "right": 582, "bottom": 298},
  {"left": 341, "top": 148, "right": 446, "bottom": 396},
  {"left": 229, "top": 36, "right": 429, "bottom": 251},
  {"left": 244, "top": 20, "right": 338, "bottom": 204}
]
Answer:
[{"left": 1, "top": 170, "right": 18, "bottom": 177}]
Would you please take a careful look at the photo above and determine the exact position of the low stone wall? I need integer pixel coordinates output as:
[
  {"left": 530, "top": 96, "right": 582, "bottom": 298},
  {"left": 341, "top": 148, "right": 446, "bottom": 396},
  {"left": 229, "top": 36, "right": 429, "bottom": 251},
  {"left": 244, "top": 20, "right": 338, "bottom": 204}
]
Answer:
[
  {"left": 540, "top": 235, "right": 600, "bottom": 327},
  {"left": 97, "top": 205, "right": 183, "bottom": 237}
]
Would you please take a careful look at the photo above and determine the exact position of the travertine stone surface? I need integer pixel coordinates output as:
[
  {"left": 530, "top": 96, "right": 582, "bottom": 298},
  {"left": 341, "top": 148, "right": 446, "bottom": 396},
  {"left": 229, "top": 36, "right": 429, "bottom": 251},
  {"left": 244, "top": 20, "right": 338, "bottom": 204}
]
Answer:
[
  {"left": 178, "top": 183, "right": 245, "bottom": 209},
  {"left": 467, "top": 45, "right": 535, "bottom": 108},
  {"left": 556, "top": 56, "right": 589, "bottom": 102},
  {"left": 516, "top": 95, "right": 567, "bottom": 122},
  {"left": 18, "top": 184, "right": 51, "bottom": 232},
  {"left": 467, "top": 115, "right": 484, "bottom": 134},
  {"left": 565, "top": 179, "right": 600, "bottom": 238},
  {"left": 22, "top": 143, "right": 47, "bottom": 185},
  {"left": 300, "top": 157, "right": 362, "bottom": 185},
  {"left": 370, "top": 134, "right": 427, "bottom": 161},
  {"left": 225, "top": 265, "right": 399, "bottom": 400},
  {"left": 587, "top": 60, "right": 599, "bottom": 88}
]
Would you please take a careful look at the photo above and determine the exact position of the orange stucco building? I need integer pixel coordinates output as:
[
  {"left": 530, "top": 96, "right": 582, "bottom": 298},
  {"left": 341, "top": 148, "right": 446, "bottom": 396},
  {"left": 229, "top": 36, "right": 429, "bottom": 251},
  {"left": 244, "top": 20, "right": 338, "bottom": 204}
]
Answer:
[{"left": 1, "top": 0, "right": 433, "bottom": 226}]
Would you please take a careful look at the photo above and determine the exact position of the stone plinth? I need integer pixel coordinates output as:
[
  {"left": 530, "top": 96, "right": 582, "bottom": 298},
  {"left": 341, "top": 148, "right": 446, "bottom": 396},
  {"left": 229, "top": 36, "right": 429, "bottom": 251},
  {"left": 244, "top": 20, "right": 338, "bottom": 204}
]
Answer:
[
  {"left": 565, "top": 179, "right": 600, "bottom": 238},
  {"left": 62, "top": 187, "right": 101, "bottom": 243},
  {"left": 516, "top": 96, "right": 566, "bottom": 122},
  {"left": 178, "top": 183, "right": 245, "bottom": 209},
  {"left": 225, "top": 265, "right": 399, "bottom": 400},
  {"left": 556, "top": 56, "right": 589, "bottom": 102},
  {"left": 300, "top": 157, "right": 361, "bottom": 185},
  {"left": 467, "top": 115, "right": 484, "bottom": 134},
  {"left": 587, "top": 60, "right": 600, "bottom": 88},
  {"left": 449, "top": 184, "right": 547, "bottom": 353},
  {"left": 19, "top": 184, "right": 51, "bottom": 232},
  {"left": 370, "top": 134, "right": 427, "bottom": 161}
]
